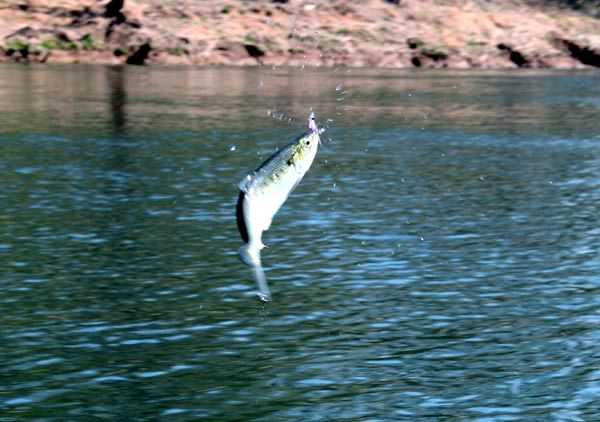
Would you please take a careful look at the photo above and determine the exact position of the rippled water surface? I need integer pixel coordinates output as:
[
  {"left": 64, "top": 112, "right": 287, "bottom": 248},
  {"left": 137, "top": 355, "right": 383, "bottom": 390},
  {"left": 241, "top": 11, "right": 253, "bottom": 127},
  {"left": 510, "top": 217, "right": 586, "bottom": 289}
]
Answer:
[{"left": 1, "top": 65, "right": 599, "bottom": 420}]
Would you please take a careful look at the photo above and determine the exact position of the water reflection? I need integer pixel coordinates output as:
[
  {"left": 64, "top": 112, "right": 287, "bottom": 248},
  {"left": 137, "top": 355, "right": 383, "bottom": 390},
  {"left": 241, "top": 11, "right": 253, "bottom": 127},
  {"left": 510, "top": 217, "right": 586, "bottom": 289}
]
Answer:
[
  {"left": 107, "top": 66, "right": 127, "bottom": 133},
  {"left": 0, "top": 64, "right": 599, "bottom": 420}
]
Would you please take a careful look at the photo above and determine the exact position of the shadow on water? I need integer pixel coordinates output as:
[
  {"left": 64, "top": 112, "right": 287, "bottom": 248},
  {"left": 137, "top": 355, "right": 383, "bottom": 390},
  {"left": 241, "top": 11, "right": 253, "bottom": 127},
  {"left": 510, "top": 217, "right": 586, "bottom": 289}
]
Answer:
[
  {"left": 0, "top": 64, "right": 599, "bottom": 420},
  {"left": 107, "top": 66, "right": 127, "bottom": 134}
]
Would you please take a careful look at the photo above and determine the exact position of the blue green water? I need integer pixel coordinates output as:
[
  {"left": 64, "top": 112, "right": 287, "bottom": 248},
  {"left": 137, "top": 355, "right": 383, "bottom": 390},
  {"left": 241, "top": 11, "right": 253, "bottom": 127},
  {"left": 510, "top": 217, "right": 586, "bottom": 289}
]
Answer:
[{"left": 1, "top": 65, "right": 599, "bottom": 420}]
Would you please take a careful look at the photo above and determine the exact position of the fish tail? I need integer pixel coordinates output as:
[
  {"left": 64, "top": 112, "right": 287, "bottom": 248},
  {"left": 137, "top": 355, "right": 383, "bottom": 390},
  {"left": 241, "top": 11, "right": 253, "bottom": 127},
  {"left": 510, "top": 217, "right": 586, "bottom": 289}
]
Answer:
[
  {"left": 239, "top": 244, "right": 271, "bottom": 300},
  {"left": 252, "top": 264, "right": 271, "bottom": 301}
]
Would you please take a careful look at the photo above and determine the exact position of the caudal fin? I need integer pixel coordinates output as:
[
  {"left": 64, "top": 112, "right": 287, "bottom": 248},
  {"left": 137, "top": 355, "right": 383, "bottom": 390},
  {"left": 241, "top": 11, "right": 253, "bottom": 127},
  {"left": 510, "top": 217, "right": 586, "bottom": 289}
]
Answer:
[
  {"left": 239, "top": 244, "right": 271, "bottom": 300},
  {"left": 252, "top": 264, "right": 271, "bottom": 301}
]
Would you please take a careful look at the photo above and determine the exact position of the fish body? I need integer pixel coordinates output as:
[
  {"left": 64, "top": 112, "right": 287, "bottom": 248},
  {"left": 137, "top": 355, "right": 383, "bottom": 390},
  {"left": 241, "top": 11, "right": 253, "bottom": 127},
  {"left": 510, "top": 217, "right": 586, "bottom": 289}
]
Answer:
[{"left": 237, "top": 112, "right": 321, "bottom": 300}]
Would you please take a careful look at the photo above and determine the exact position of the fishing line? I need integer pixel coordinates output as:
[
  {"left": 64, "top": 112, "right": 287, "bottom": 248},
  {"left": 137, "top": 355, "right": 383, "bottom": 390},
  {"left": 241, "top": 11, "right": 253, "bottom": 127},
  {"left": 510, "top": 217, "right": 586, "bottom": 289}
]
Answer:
[{"left": 252, "top": 1, "right": 350, "bottom": 142}]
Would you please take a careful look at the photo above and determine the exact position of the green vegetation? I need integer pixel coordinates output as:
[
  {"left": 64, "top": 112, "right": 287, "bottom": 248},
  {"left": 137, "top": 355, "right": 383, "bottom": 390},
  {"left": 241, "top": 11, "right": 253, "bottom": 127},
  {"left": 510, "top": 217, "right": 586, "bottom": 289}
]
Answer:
[
  {"left": 221, "top": 6, "right": 230, "bottom": 14},
  {"left": 298, "top": 35, "right": 315, "bottom": 43},
  {"left": 169, "top": 46, "right": 184, "bottom": 55},
  {"left": 333, "top": 28, "right": 350, "bottom": 36},
  {"left": 59, "top": 41, "right": 78, "bottom": 51},
  {"left": 355, "top": 29, "right": 374, "bottom": 42},
  {"left": 244, "top": 35, "right": 259, "bottom": 45},
  {"left": 41, "top": 39, "right": 56, "bottom": 50},
  {"left": 407, "top": 37, "right": 448, "bottom": 61},
  {"left": 81, "top": 34, "right": 97, "bottom": 50},
  {"left": 319, "top": 37, "right": 343, "bottom": 54},
  {"left": 40, "top": 38, "right": 78, "bottom": 51},
  {"left": 421, "top": 44, "right": 448, "bottom": 60},
  {"left": 407, "top": 38, "right": 425, "bottom": 49},
  {"left": 264, "top": 41, "right": 278, "bottom": 52},
  {"left": 5, "top": 39, "right": 29, "bottom": 51},
  {"left": 466, "top": 40, "right": 488, "bottom": 49}
]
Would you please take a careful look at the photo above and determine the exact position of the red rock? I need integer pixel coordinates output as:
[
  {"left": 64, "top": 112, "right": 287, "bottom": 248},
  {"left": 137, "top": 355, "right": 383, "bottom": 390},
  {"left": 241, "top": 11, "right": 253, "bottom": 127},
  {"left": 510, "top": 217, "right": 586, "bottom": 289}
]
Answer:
[{"left": 0, "top": 0, "right": 598, "bottom": 68}]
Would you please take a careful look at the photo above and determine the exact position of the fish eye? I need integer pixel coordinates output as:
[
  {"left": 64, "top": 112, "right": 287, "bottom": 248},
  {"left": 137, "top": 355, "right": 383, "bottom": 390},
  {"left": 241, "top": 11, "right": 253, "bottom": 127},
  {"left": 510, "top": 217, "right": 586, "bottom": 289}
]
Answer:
[{"left": 306, "top": 140, "right": 311, "bottom": 146}]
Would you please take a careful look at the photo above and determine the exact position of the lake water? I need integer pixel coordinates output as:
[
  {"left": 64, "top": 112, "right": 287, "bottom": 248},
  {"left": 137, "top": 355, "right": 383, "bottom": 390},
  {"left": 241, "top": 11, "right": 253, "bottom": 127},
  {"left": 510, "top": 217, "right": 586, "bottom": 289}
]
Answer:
[{"left": 1, "top": 64, "right": 599, "bottom": 420}]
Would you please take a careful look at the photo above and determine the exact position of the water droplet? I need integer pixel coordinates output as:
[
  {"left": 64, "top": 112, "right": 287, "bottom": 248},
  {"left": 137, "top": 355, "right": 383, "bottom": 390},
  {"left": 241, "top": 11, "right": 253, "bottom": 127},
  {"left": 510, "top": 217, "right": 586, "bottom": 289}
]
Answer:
[
  {"left": 230, "top": 146, "right": 236, "bottom": 151},
  {"left": 335, "top": 83, "right": 343, "bottom": 91}
]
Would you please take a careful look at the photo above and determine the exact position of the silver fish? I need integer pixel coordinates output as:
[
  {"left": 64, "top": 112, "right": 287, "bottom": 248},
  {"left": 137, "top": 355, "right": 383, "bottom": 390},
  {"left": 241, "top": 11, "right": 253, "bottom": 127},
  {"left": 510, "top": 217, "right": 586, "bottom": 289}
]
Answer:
[{"left": 236, "top": 111, "right": 321, "bottom": 300}]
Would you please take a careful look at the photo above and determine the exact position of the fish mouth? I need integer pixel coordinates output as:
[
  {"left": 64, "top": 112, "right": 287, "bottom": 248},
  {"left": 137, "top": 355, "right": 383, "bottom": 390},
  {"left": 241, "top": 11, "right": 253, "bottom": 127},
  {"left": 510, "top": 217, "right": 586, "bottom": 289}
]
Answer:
[
  {"left": 307, "top": 110, "right": 324, "bottom": 146},
  {"left": 308, "top": 111, "right": 317, "bottom": 133}
]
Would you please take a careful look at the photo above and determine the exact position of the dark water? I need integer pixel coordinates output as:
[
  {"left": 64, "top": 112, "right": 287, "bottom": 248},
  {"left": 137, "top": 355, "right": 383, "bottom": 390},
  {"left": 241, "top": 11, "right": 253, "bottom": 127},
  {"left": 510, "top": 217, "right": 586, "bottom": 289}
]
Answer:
[{"left": 1, "top": 64, "right": 599, "bottom": 420}]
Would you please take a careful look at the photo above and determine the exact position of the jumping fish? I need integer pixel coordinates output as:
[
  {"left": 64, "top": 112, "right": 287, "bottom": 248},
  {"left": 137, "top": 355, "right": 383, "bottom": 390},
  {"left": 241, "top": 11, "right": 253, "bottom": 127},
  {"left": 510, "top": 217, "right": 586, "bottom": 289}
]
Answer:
[{"left": 236, "top": 111, "right": 321, "bottom": 300}]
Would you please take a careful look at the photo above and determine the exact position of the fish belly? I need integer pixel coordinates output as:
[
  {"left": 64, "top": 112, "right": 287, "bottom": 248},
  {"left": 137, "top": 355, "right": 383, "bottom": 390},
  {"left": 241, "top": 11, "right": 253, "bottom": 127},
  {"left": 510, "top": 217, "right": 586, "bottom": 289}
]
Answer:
[{"left": 243, "top": 170, "right": 297, "bottom": 254}]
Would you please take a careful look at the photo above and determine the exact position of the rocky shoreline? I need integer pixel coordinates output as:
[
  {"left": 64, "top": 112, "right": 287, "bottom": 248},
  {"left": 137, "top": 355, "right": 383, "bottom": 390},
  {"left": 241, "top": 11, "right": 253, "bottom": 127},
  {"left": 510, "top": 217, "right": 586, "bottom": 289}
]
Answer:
[{"left": 0, "top": 0, "right": 599, "bottom": 68}]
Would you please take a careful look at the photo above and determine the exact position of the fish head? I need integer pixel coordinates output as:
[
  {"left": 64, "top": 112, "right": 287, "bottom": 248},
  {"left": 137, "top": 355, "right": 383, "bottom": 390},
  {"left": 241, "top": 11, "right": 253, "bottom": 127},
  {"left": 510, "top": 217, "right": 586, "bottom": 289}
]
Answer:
[
  {"left": 297, "top": 127, "right": 320, "bottom": 154},
  {"left": 286, "top": 112, "right": 321, "bottom": 173}
]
